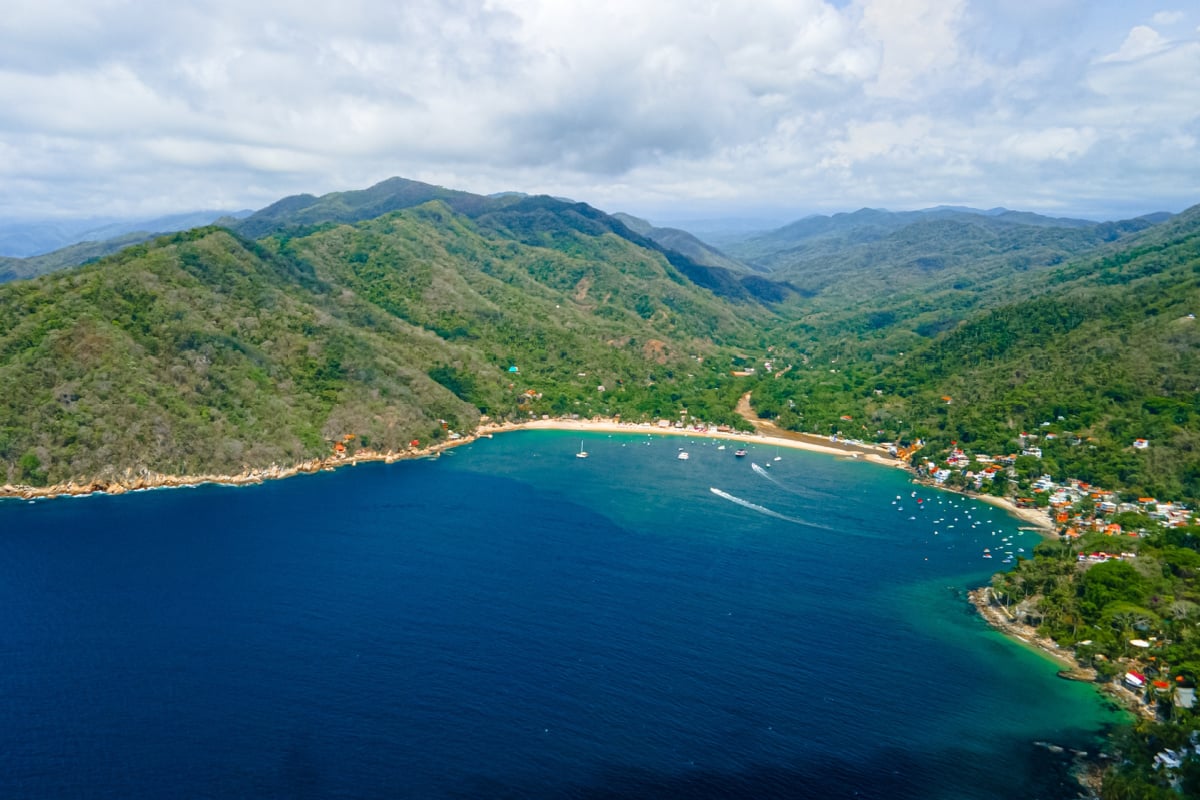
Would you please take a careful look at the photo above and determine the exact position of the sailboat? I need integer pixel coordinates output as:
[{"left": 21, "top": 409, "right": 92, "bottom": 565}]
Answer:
[{"left": 576, "top": 441, "right": 588, "bottom": 459}]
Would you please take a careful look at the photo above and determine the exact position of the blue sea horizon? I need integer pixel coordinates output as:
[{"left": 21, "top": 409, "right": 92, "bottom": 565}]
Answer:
[{"left": 0, "top": 430, "right": 1123, "bottom": 798}]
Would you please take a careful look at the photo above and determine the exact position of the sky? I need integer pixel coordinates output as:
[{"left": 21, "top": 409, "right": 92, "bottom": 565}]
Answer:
[{"left": 1, "top": 0, "right": 1198, "bottom": 225}]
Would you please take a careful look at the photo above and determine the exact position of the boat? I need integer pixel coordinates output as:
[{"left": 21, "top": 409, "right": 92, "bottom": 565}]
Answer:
[
  {"left": 734, "top": 449, "right": 747, "bottom": 458},
  {"left": 576, "top": 441, "right": 588, "bottom": 459},
  {"left": 677, "top": 451, "right": 689, "bottom": 460}
]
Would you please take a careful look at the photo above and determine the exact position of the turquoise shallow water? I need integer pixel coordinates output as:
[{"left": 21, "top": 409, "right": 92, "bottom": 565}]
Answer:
[{"left": 0, "top": 429, "right": 1123, "bottom": 798}]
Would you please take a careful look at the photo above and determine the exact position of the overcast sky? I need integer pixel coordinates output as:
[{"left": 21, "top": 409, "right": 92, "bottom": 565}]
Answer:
[{"left": 2, "top": 0, "right": 1198, "bottom": 224}]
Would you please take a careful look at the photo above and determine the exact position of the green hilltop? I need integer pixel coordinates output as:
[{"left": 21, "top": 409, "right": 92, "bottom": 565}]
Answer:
[
  {"left": 0, "top": 188, "right": 787, "bottom": 487},
  {"left": 749, "top": 203, "right": 1200, "bottom": 500}
]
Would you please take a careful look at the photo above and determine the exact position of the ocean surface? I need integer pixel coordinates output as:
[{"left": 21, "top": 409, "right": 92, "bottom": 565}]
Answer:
[{"left": 0, "top": 430, "right": 1124, "bottom": 799}]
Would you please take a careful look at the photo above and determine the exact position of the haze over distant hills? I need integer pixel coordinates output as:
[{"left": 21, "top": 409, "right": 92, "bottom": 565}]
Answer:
[
  {"left": 0, "top": 210, "right": 252, "bottom": 258},
  {"left": 610, "top": 213, "right": 765, "bottom": 275},
  {"left": 0, "top": 186, "right": 1168, "bottom": 291},
  {"left": 721, "top": 205, "right": 1172, "bottom": 273}
]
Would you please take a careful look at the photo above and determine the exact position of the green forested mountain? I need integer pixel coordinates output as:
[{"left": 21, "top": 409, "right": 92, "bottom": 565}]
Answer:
[
  {"left": 0, "top": 196, "right": 775, "bottom": 487},
  {"left": 750, "top": 203, "right": 1200, "bottom": 501},
  {"left": 2, "top": 179, "right": 1198, "bottom": 505},
  {"left": 232, "top": 176, "right": 502, "bottom": 240},
  {"left": 723, "top": 208, "right": 1167, "bottom": 309},
  {"left": 233, "top": 179, "right": 793, "bottom": 303}
]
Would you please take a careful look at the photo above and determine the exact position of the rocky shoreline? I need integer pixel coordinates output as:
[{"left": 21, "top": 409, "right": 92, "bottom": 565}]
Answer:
[
  {"left": 0, "top": 438, "right": 478, "bottom": 501},
  {"left": 0, "top": 416, "right": 900, "bottom": 502},
  {"left": 969, "top": 586, "right": 1156, "bottom": 719},
  {"left": 968, "top": 587, "right": 1160, "bottom": 799}
]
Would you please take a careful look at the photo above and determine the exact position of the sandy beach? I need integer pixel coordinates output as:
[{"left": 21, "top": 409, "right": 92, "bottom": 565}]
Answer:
[
  {"left": 0, "top": 415, "right": 898, "bottom": 501},
  {"left": 495, "top": 415, "right": 1061, "bottom": 536},
  {"left": 1, "top": 410, "right": 1059, "bottom": 549},
  {"left": 482, "top": 416, "right": 902, "bottom": 463},
  {"left": 974, "top": 494, "right": 1056, "bottom": 532}
]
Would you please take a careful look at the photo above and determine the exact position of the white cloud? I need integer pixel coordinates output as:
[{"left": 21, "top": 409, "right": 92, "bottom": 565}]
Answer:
[
  {"left": 0, "top": 0, "right": 1196, "bottom": 223},
  {"left": 858, "top": 0, "right": 969, "bottom": 97},
  {"left": 1100, "top": 25, "right": 1169, "bottom": 61},
  {"left": 1152, "top": 11, "right": 1185, "bottom": 26},
  {"left": 998, "top": 127, "right": 1097, "bottom": 161}
]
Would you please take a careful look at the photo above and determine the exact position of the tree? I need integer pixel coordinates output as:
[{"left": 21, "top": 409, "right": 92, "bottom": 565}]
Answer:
[{"left": 1080, "top": 560, "right": 1147, "bottom": 610}]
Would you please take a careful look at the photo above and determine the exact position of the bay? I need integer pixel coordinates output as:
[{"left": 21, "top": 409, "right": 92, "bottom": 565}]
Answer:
[{"left": 0, "top": 429, "right": 1123, "bottom": 798}]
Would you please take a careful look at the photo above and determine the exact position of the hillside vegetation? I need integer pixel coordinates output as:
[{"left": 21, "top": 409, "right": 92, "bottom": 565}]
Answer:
[
  {"left": 0, "top": 197, "right": 774, "bottom": 487},
  {"left": 3, "top": 178, "right": 1199, "bottom": 508},
  {"left": 749, "top": 204, "right": 1200, "bottom": 502}
]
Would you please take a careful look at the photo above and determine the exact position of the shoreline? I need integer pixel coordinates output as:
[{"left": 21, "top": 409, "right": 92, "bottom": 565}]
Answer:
[
  {"left": 0, "top": 416, "right": 1062, "bottom": 545},
  {"left": 1, "top": 416, "right": 905, "bottom": 502},
  {"left": 0, "top": 414, "right": 1062, "bottom": 541},
  {"left": 973, "top": 493, "right": 1056, "bottom": 533},
  {"left": 968, "top": 586, "right": 1155, "bottom": 722}
]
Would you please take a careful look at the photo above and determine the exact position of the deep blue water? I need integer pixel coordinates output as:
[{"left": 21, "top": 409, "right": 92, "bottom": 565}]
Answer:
[{"left": 0, "top": 430, "right": 1123, "bottom": 798}]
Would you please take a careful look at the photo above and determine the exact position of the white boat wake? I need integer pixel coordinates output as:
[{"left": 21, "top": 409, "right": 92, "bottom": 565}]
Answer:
[
  {"left": 750, "top": 462, "right": 832, "bottom": 501},
  {"left": 709, "top": 487, "right": 811, "bottom": 527},
  {"left": 751, "top": 462, "right": 780, "bottom": 483},
  {"left": 710, "top": 484, "right": 844, "bottom": 534}
]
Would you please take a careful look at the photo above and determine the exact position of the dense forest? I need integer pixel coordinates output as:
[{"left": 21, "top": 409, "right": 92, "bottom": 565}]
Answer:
[
  {"left": 4, "top": 179, "right": 1198, "bottom": 504},
  {"left": 749, "top": 205, "right": 1200, "bottom": 504},
  {"left": 0, "top": 193, "right": 772, "bottom": 487}
]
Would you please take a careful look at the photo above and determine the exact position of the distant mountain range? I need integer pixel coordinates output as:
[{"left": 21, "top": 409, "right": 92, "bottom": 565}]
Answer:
[
  {"left": 610, "top": 213, "right": 765, "bottom": 275},
  {"left": 722, "top": 205, "right": 1172, "bottom": 279},
  {"left": 2, "top": 192, "right": 1172, "bottom": 293},
  {"left": 0, "top": 210, "right": 252, "bottom": 258}
]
